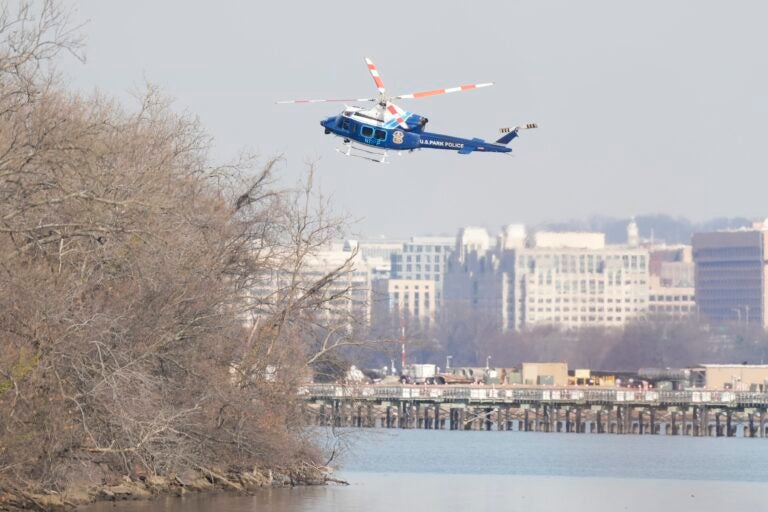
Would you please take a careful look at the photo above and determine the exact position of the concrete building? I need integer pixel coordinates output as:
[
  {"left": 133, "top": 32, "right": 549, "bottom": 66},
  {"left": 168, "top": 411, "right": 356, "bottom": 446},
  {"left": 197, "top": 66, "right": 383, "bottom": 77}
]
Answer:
[
  {"left": 390, "top": 236, "right": 454, "bottom": 304},
  {"left": 302, "top": 247, "right": 373, "bottom": 324},
  {"left": 512, "top": 233, "right": 650, "bottom": 329},
  {"left": 456, "top": 226, "right": 491, "bottom": 261},
  {"left": 692, "top": 229, "right": 768, "bottom": 328},
  {"left": 372, "top": 279, "right": 436, "bottom": 328},
  {"left": 521, "top": 362, "right": 569, "bottom": 386},
  {"left": 344, "top": 239, "right": 404, "bottom": 281},
  {"left": 648, "top": 284, "right": 696, "bottom": 318},
  {"left": 650, "top": 245, "right": 694, "bottom": 287},
  {"left": 648, "top": 245, "right": 695, "bottom": 319},
  {"left": 247, "top": 244, "right": 373, "bottom": 328},
  {"left": 349, "top": 239, "right": 406, "bottom": 261},
  {"left": 534, "top": 231, "right": 605, "bottom": 250},
  {"left": 443, "top": 226, "right": 517, "bottom": 330},
  {"left": 444, "top": 225, "right": 651, "bottom": 331},
  {"left": 692, "top": 364, "right": 768, "bottom": 391}
]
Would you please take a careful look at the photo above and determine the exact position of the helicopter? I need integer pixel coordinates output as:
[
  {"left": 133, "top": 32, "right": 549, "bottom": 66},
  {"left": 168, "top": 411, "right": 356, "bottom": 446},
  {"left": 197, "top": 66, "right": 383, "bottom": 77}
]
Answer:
[{"left": 278, "top": 58, "right": 537, "bottom": 163}]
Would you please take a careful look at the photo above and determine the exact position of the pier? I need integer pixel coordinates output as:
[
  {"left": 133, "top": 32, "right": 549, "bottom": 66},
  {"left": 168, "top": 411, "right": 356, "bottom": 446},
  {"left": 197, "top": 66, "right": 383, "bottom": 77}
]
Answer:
[{"left": 301, "top": 384, "right": 768, "bottom": 437}]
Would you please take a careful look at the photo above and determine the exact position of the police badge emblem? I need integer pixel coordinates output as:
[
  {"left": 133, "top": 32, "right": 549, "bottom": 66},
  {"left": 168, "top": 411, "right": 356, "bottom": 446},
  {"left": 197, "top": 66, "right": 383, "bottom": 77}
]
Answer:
[{"left": 392, "top": 131, "right": 404, "bottom": 144}]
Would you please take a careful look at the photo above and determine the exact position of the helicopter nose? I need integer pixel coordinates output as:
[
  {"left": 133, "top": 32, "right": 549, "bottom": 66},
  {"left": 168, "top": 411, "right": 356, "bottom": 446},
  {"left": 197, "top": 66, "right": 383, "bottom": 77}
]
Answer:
[{"left": 320, "top": 118, "right": 333, "bottom": 134}]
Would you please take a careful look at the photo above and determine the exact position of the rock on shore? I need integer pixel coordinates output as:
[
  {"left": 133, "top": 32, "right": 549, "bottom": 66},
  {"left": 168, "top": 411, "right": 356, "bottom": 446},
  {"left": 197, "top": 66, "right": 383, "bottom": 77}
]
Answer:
[{"left": 0, "top": 464, "right": 342, "bottom": 511}]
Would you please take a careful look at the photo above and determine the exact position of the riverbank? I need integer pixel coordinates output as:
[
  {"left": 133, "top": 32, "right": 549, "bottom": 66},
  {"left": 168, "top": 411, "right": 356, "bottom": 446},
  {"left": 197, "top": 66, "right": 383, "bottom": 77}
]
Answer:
[
  {"left": 0, "top": 463, "right": 346, "bottom": 511},
  {"left": 72, "top": 472, "right": 768, "bottom": 512}
]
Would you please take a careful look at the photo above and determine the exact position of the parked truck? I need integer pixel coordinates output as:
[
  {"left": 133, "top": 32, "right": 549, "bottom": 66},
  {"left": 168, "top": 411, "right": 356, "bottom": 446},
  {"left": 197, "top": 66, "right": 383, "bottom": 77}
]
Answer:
[{"left": 404, "top": 364, "right": 437, "bottom": 384}]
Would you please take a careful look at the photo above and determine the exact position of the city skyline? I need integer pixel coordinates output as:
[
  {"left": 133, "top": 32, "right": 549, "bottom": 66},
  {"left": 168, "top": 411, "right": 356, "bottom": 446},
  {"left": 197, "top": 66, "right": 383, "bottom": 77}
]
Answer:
[{"left": 348, "top": 213, "right": 757, "bottom": 244}]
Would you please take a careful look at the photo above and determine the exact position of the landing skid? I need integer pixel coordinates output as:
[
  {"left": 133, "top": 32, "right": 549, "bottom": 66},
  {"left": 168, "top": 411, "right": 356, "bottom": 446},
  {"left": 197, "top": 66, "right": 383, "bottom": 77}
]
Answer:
[{"left": 335, "top": 140, "right": 398, "bottom": 164}]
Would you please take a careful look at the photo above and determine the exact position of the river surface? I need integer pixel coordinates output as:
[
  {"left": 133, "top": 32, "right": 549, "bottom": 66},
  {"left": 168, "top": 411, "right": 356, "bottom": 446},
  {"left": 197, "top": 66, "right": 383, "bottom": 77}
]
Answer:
[{"left": 80, "top": 429, "right": 768, "bottom": 511}]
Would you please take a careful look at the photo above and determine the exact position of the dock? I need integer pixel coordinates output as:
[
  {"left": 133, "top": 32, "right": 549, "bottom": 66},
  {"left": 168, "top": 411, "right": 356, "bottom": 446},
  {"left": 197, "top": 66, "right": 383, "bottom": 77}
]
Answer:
[{"left": 301, "top": 384, "right": 768, "bottom": 437}]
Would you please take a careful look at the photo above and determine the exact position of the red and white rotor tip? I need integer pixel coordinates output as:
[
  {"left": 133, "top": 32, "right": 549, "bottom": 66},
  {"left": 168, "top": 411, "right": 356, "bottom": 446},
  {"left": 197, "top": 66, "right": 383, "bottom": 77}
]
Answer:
[
  {"left": 276, "top": 97, "right": 375, "bottom": 104},
  {"left": 364, "top": 57, "right": 386, "bottom": 94},
  {"left": 394, "top": 82, "right": 494, "bottom": 100}
]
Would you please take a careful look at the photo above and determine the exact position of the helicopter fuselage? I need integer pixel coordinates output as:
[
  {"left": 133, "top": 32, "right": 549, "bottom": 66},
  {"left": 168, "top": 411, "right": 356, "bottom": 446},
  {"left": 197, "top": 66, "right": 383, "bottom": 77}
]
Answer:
[{"left": 320, "top": 109, "right": 512, "bottom": 155}]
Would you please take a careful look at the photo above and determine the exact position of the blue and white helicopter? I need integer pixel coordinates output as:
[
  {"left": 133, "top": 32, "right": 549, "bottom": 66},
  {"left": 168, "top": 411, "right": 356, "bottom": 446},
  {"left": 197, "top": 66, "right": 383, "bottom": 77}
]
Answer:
[{"left": 278, "top": 58, "right": 537, "bottom": 163}]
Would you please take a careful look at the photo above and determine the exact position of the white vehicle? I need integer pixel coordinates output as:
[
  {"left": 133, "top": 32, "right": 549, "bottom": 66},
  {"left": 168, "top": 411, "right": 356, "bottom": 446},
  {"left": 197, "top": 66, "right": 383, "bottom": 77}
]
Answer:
[{"left": 406, "top": 364, "right": 437, "bottom": 384}]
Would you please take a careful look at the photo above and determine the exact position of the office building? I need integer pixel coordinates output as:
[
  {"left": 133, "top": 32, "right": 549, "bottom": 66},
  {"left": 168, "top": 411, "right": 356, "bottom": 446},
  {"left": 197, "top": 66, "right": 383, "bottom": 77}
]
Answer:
[{"left": 693, "top": 228, "right": 768, "bottom": 328}]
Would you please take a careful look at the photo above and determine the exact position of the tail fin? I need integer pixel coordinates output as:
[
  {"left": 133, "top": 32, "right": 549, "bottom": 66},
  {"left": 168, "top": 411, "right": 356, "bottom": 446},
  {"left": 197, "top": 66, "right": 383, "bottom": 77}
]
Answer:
[{"left": 496, "top": 123, "right": 538, "bottom": 145}]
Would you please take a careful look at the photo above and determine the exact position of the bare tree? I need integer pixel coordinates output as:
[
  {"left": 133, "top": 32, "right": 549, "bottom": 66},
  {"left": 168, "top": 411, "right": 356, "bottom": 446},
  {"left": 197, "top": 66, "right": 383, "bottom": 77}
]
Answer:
[{"left": 0, "top": 1, "right": 364, "bottom": 503}]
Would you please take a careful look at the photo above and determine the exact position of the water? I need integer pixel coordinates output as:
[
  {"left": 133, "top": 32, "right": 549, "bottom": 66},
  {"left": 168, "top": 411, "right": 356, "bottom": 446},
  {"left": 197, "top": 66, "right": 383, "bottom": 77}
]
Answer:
[
  {"left": 80, "top": 430, "right": 768, "bottom": 511},
  {"left": 336, "top": 429, "right": 768, "bottom": 481}
]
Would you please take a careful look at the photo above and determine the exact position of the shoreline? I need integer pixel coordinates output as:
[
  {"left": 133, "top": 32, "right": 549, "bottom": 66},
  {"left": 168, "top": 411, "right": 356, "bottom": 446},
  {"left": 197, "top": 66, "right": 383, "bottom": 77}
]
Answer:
[{"left": 1, "top": 465, "right": 347, "bottom": 511}]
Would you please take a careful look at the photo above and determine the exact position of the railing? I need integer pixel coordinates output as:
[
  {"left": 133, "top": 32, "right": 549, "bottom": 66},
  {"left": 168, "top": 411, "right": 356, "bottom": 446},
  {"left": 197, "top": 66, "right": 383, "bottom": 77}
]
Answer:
[{"left": 301, "top": 384, "right": 768, "bottom": 407}]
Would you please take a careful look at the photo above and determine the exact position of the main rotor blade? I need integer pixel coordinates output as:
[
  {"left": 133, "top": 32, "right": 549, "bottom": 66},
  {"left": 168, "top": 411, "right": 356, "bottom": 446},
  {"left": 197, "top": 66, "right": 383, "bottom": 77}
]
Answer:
[
  {"left": 364, "top": 57, "right": 386, "bottom": 94},
  {"left": 393, "top": 82, "right": 494, "bottom": 100},
  {"left": 276, "top": 98, "right": 376, "bottom": 104}
]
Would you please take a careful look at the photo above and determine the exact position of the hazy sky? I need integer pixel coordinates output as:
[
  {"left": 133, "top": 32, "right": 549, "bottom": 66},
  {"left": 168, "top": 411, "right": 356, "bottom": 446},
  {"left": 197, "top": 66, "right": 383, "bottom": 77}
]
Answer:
[{"left": 61, "top": 1, "right": 768, "bottom": 238}]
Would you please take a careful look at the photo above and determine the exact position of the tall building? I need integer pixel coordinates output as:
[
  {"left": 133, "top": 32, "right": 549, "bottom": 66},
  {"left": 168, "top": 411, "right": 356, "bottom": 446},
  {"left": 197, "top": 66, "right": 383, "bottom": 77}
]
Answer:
[
  {"left": 346, "top": 239, "right": 405, "bottom": 281},
  {"left": 648, "top": 285, "right": 696, "bottom": 319},
  {"left": 648, "top": 245, "right": 696, "bottom": 319},
  {"left": 371, "top": 279, "right": 436, "bottom": 329},
  {"left": 650, "top": 245, "right": 694, "bottom": 287},
  {"left": 512, "top": 232, "right": 649, "bottom": 330},
  {"left": 297, "top": 247, "right": 373, "bottom": 324},
  {"left": 390, "top": 236, "right": 454, "bottom": 303},
  {"left": 349, "top": 239, "right": 405, "bottom": 261},
  {"left": 443, "top": 227, "right": 514, "bottom": 329},
  {"left": 247, "top": 244, "right": 373, "bottom": 328},
  {"left": 444, "top": 225, "right": 651, "bottom": 331},
  {"left": 693, "top": 228, "right": 768, "bottom": 328}
]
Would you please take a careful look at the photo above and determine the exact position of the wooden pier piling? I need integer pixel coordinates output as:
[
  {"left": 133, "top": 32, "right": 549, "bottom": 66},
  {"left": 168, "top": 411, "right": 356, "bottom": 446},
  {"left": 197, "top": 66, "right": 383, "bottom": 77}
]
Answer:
[{"left": 304, "top": 385, "right": 768, "bottom": 438}]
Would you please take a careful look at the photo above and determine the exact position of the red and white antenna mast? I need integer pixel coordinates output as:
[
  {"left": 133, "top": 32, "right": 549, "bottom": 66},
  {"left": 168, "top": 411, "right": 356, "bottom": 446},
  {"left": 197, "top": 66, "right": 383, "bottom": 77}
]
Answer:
[{"left": 400, "top": 325, "right": 406, "bottom": 374}]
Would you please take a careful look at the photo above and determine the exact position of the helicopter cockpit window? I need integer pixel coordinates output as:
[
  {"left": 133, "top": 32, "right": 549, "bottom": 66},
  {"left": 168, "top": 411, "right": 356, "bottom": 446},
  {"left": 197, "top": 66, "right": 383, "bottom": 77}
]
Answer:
[
  {"left": 361, "top": 126, "right": 374, "bottom": 138},
  {"left": 341, "top": 118, "right": 351, "bottom": 130},
  {"left": 374, "top": 129, "right": 386, "bottom": 140}
]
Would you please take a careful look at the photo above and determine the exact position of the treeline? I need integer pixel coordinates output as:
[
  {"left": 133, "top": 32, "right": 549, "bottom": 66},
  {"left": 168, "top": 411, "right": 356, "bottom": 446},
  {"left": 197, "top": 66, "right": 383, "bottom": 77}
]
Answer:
[
  {"left": 541, "top": 214, "right": 752, "bottom": 245},
  {"left": 362, "top": 306, "right": 768, "bottom": 373},
  {"left": 0, "top": 1, "right": 357, "bottom": 505},
  {"left": 433, "top": 314, "right": 768, "bottom": 371}
]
